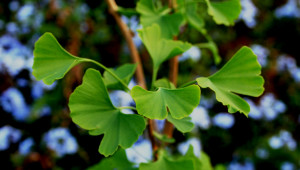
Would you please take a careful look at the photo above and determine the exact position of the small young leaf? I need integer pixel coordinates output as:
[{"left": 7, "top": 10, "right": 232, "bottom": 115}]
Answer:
[
  {"left": 87, "top": 148, "right": 137, "bottom": 170},
  {"left": 153, "top": 131, "right": 175, "bottom": 143},
  {"left": 33, "top": 33, "right": 84, "bottom": 85},
  {"left": 103, "top": 63, "right": 137, "bottom": 90},
  {"left": 138, "top": 24, "right": 191, "bottom": 72},
  {"left": 69, "top": 68, "right": 146, "bottom": 157},
  {"left": 154, "top": 78, "right": 176, "bottom": 89},
  {"left": 131, "top": 85, "right": 200, "bottom": 120},
  {"left": 136, "top": 0, "right": 184, "bottom": 39},
  {"left": 140, "top": 151, "right": 194, "bottom": 170},
  {"left": 196, "top": 46, "right": 264, "bottom": 116},
  {"left": 204, "top": 0, "right": 241, "bottom": 26},
  {"left": 166, "top": 115, "right": 194, "bottom": 133},
  {"left": 183, "top": 0, "right": 205, "bottom": 31}
]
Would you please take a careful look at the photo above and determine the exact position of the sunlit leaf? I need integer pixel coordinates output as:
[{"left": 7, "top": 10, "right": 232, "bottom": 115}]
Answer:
[
  {"left": 131, "top": 85, "right": 200, "bottom": 120},
  {"left": 167, "top": 115, "right": 194, "bottom": 133},
  {"left": 69, "top": 68, "right": 146, "bottom": 157},
  {"left": 138, "top": 24, "right": 191, "bottom": 72},
  {"left": 136, "top": 0, "right": 184, "bottom": 38},
  {"left": 33, "top": 32, "right": 84, "bottom": 85},
  {"left": 196, "top": 46, "right": 264, "bottom": 116},
  {"left": 204, "top": 0, "right": 241, "bottom": 26},
  {"left": 103, "top": 63, "right": 137, "bottom": 90},
  {"left": 140, "top": 151, "right": 194, "bottom": 170},
  {"left": 87, "top": 148, "right": 137, "bottom": 170}
]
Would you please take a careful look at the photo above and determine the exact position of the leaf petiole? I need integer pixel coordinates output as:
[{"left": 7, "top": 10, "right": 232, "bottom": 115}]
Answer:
[
  {"left": 82, "top": 58, "right": 131, "bottom": 92},
  {"left": 179, "top": 80, "right": 197, "bottom": 88},
  {"left": 117, "top": 106, "right": 137, "bottom": 111}
]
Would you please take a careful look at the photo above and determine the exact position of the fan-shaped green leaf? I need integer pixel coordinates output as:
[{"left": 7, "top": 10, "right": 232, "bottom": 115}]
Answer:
[
  {"left": 196, "top": 46, "right": 264, "bottom": 116},
  {"left": 69, "top": 68, "right": 146, "bottom": 157},
  {"left": 204, "top": 0, "right": 241, "bottom": 26},
  {"left": 33, "top": 32, "right": 84, "bottom": 85},
  {"left": 131, "top": 85, "right": 200, "bottom": 120},
  {"left": 154, "top": 78, "right": 176, "bottom": 89},
  {"left": 138, "top": 24, "right": 191, "bottom": 72},
  {"left": 103, "top": 63, "right": 137, "bottom": 90},
  {"left": 140, "top": 151, "right": 194, "bottom": 170},
  {"left": 167, "top": 115, "right": 194, "bottom": 133},
  {"left": 87, "top": 148, "right": 137, "bottom": 170},
  {"left": 136, "top": 0, "right": 184, "bottom": 38}
]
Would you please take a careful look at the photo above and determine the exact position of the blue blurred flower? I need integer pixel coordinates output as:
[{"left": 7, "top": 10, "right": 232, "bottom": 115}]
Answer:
[
  {"left": 31, "top": 80, "right": 57, "bottom": 99},
  {"left": 246, "top": 99, "right": 263, "bottom": 120},
  {"left": 212, "top": 113, "right": 235, "bottom": 129},
  {"left": 6, "top": 22, "right": 19, "bottom": 34},
  {"left": 239, "top": 0, "right": 258, "bottom": 28},
  {"left": 0, "top": 126, "right": 22, "bottom": 151},
  {"left": 190, "top": 106, "right": 211, "bottom": 129},
  {"left": 43, "top": 127, "right": 78, "bottom": 157},
  {"left": 9, "top": 1, "right": 19, "bottom": 12},
  {"left": 281, "top": 162, "right": 295, "bottom": 170},
  {"left": 17, "top": 4, "right": 35, "bottom": 22},
  {"left": 256, "top": 148, "right": 269, "bottom": 159},
  {"left": 0, "top": 20, "right": 4, "bottom": 30},
  {"left": 126, "top": 137, "right": 152, "bottom": 164},
  {"left": 178, "top": 137, "right": 202, "bottom": 157},
  {"left": 228, "top": 160, "right": 255, "bottom": 170},
  {"left": 259, "top": 93, "right": 286, "bottom": 121},
  {"left": 251, "top": 44, "right": 269, "bottom": 67},
  {"left": 0, "top": 87, "right": 30, "bottom": 121},
  {"left": 269, "top": 130, "right": 297, "bottom": 150},
  {"left": 275, "top": 0, "right": 300, "bottom": 18},
  {"left": 179, "top": 46, "right": 201, "bottom": 62},
  {"left": 19, "top": 138, "right": 34, "bottom": 155},
  {"left": 277, "top": 55, "right": 300, "bottom": 82},
  {"left": 121, "top": 15, "right": 142, "bottom": 48}
]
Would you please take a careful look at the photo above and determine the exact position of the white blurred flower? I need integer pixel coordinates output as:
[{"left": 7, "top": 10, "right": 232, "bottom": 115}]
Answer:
[
  {"left": 126, "top": 137, "right": 152, "bottom": 164},
  {"left": 239, "top": 0, "right": 258, "bottom": 28},
  {"left": 178, "top": 137, "right": 202, "bottom": 157},
  {"left": 281, "top": 162, "right": 295, "bottom": 170},
  {"left": 269, "top": 130, "right": 297, "bottom": 150},
  {"left": 212, "top": 113, "right": 235, "bottom": 129},
  {"left": 17, "top": 4, "right": 35, "bottom": 22},
  {"left": 43, "top": 128, "right": 78, "bottom": 157},
  {"left": 190, "top": 106, "right": 211, "bottom": 129}
]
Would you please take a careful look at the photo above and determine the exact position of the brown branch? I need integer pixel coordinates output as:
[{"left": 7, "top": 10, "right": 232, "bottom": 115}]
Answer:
[
  {"left": 105, "top": 0, "right": 158, "bottom": 159},
  {"left": 163, "top": 0, "right": 179, "bottom": 138},
  {"left": 105, "top": 0, "right": 146, "bottom": 89}
]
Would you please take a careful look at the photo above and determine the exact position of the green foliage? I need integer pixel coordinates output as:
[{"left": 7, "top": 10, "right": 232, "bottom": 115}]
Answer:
[
  {"left": 131, "top": 85, "right": 200, "bottom": 120},
  {"left": 136, "top": 0, "right": 184, "bottom": 38},
  {"left": 138, "top": 24, "right": 191, "bottom": 73},
  {"left": 183, "top": 146, "right": 213, "bottom": 170},
  {"left": 69, "top": 69, "right": 146, "bottom": 157},
  {"left": 32, "top": 32, "right": 84, "bottom": 85},
  {"left": 197, "top": 46, "right": 264, "bottom": 116},
  {"left": 140, "top": 151, "right": 194, "bottom": 170},
  {"left": 103, "top": 63, "right": 137, "bottom": 90},
  {"left": 204, "top": 0, "right": 241, "bottom": 26},
  {"left": 87, "top": 149, "right": 137, "bottom": 170}
]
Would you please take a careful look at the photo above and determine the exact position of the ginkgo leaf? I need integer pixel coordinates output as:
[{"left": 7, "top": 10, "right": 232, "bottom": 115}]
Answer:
[
  {"left": 183, "top": 0, "right": 205, "bottom": 31},
  {"left": 33, "top": 32, "right": 84, "bottom": 85},
  {"left": 136, "top": 0, "right": 184, "bottom": 38},
  {"left": 183, "top": 145, "right": 213, "bottom": 170},
  {"left": 167, "top": 115, "right": 194, "bottom": 133},
  {"left": 196, "top": 46, "right": 264, "bottom": 116},
  {"left": 204, "top": 0, "right": 241, "bottom": 26},
  {"left": 103, "top": 63, "right": 137, "bottom": 90},
  {"left": 131, "top": 85, "right": 200, "bottom": 120},
  {"left": 154, "top": 78, "right": 176, "bottom": 89},
  {"left": 140, "top": 151, "right": 194, "bottom": 170},
  {"left": 69, "top": 68, "right": 146, "bottom": 157},
  {"left": 87, "top": 148, "right": 137, "bottom": 170},
  {"left": 138, "top": 24, "right": 191, "bottom": 72}
]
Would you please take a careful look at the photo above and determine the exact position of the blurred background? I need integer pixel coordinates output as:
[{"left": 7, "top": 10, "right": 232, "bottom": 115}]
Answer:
[{"left": 0, "top": 0, "right": 299, "bottom": 169}]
